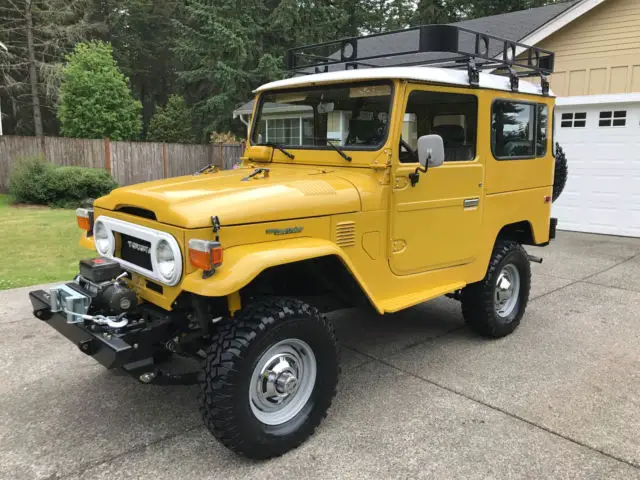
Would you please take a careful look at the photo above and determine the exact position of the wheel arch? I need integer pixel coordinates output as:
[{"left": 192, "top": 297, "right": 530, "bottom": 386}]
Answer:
[
  {"left": 181, "top": 238, "right": 381, "bottom": 313},
  {"left": 496, "top": 220, "right": 536, "bottom": 246}
]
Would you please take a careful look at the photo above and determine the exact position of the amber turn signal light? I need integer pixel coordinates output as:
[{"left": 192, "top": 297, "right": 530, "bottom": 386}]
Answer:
[
  {"left": 76, "top": 208, "right": 94, "bottom": 232},
  {"left": 188, "top": 239, "right": 223, "bottom": 271}
]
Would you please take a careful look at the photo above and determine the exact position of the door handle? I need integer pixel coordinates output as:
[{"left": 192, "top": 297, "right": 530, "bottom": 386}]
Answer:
[{"left": 463, "top": 198, "right": 479, "bottom": 208}]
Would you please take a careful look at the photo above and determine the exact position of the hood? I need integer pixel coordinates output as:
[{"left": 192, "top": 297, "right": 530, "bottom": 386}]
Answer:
[{"left": 94, "top": 166, "right": 361, "bottom": 228}]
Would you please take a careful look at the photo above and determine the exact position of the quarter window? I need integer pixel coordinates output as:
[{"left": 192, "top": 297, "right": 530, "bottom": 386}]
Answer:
[
  {"left": 599, "top": 110, "right": 626, "bottom": 127},
  {"left": 537, "top": 105, "right": 549, "bottom": 157},
  {"left": 492, "top": 101, "right": 535, "bottom": 158},
  {"left": 560, "top": 112, "right": 586, "bottom": 128}
]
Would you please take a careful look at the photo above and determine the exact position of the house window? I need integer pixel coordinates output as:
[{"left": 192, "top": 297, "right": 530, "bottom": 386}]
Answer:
[
  {"left": 599, "top": 110, "right": 627, "bottom": 127},
  {"left": 560, "top": 112, "right": 586, "bottom": 128},
  {"left": 268, "top": 118, "right": 300, "bottom": 144}
]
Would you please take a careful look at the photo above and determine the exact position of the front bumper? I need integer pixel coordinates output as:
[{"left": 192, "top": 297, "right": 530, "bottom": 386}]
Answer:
[{"left": 29, "top": 289, "right": 171, "bottom": 370}]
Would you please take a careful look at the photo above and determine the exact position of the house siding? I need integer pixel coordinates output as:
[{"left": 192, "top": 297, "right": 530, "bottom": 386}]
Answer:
[{"left": 537, "top": 0, "right": 640, "bottom": 96}]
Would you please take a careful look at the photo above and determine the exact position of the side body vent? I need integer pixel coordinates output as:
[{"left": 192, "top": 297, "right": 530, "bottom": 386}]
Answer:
[{"left": 335, "top": 221, "right": 356, "bottom": 248}]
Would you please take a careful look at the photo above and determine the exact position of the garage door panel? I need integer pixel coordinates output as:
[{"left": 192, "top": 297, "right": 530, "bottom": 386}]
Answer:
[{"left": 554, "top": 102, "right": 640, "bottom": 237}]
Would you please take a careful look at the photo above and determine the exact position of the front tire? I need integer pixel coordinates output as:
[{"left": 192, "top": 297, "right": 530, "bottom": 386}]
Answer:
[
  {"left": 200, "top": 298, "right": 339, "bottom": 459},
  {"left": 461, "top": 241, "right": 531, "bottom": 338}
]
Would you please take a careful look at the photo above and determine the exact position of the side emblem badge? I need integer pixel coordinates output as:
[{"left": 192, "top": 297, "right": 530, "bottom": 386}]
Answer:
[{"left": 266, "top": 226, "right": 304, "bottom": 236}]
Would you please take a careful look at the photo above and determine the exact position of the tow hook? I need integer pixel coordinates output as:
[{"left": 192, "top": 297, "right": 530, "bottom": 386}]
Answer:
[{"left": 527, "top": 255, "right": 543, "bottom": 264}]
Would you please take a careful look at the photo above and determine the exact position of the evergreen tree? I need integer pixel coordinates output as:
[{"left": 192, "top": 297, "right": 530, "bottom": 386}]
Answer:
[
  {"left": 147, "top": 95, "right": 195, "bottom": 143},
  {"left": 91, "top": 0, "right": 180, "bottom": 134},
  {"left": 0, "top": 0, "right": 102, "bottom": 135},
  {"left": 57, "top": 41, "right": 142, "bottom": 140}
]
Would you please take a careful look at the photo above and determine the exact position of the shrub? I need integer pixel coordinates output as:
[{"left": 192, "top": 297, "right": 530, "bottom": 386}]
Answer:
[
  {"left": 210, "top": 131, "right": 241, "bottom": 144},
  {"left": 9, "top": 156, "right": 118, "bottom": 208}
]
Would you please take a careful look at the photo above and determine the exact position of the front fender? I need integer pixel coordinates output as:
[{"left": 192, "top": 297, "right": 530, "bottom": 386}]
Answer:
[
  {"left": 181, "top": 237, "right": 379, "bottom": 310},
  {"left": 79, "top": 232, "right": 95, "bottom": 250}
]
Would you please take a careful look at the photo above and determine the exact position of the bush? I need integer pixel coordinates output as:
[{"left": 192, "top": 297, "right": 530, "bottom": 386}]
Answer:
[{"left": 9, "top": 156, "right": 118, "bottom": 208}]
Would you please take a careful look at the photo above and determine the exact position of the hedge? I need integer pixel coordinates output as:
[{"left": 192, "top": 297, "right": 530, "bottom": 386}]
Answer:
[{"left": 9, "top": 156, "right": 118, "bottom": 208}]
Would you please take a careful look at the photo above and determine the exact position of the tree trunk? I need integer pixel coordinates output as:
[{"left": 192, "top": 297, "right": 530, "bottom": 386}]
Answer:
[{"left": 25, "top": 0, "right": 43, "bottom": 137}]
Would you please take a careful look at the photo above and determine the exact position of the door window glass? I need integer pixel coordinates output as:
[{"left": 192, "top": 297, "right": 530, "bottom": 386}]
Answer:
[{"left": 400, "top": 91, "right": 478, "bottom": 163}]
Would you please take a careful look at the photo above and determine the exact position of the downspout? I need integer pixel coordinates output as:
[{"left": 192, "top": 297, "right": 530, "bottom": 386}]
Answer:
[{"left": 233, "top": 111, "right": 251, "bottom": 138}]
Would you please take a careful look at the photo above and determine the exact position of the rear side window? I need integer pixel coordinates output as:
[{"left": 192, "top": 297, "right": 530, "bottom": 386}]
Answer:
[
  {"left": 492, "top": 101, "right": 549, "bottom": 160},
  {"left": 537, "top": 105, "right": 548, "bottom": 157}
]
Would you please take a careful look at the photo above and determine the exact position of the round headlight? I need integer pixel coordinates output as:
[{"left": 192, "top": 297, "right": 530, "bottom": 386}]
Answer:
[
  {"left": 156, "top": 239, "right": 176, "bottom": 280},
  {"left": 94, "top": 221, "right": 111, "bottom": 255}
]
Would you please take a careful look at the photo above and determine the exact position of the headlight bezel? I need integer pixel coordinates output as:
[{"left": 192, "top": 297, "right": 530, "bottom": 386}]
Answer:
[
  {"left": 92, "top": 216, "right": 183, "bottom": 287},
  {"left": 94, "top": 220, "right": 113, "bottom": 257},
  {"left": 155, "top": 238, "right": 176, "bottom": 281}
]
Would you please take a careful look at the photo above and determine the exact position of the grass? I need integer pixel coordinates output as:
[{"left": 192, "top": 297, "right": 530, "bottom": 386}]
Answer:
[{"left": 0, "top": 194, "right": 89, "bottom": 290}]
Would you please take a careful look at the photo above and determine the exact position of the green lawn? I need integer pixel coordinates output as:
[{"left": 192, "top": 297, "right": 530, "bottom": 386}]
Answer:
[{"left": 0, "top": 195, "right": 89, "bottom": 290}]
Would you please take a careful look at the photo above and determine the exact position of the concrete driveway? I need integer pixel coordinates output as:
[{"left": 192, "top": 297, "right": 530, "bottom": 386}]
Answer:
[{"left": 1, "top": 231, "right": 639, "bottom": 479}]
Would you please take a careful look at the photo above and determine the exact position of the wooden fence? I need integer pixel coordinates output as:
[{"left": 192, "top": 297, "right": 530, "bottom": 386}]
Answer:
[{"left": 0, "top": 136, "right": 243, "bottom": 192}]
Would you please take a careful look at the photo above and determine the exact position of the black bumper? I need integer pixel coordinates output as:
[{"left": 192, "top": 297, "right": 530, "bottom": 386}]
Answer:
[{"left": 29, "top": 289, "right": 170, "bottom": 370}]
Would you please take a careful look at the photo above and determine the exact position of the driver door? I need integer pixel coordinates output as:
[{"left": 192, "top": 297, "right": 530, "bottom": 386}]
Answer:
[{"left": 389, "top": 86, "right": 484, "bottom": 275}]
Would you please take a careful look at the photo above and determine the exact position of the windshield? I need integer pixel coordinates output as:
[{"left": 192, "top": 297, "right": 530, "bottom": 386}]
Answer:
[{"left": 251, "top": 82, "right": 393, "bottom": 151}]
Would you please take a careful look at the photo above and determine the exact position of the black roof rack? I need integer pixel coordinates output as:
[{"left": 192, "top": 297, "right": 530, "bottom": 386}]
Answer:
[{"left": 285, "top": 25, "right": 554, "bottom": 95}]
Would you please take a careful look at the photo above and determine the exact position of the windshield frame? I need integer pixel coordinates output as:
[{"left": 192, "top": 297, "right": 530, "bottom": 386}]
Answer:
[{"left": 250, "top": 80, "right": 395, "bottom": 153}]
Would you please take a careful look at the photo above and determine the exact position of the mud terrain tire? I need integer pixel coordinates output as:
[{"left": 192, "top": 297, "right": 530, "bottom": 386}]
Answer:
[{"left": 200, "top": 297, "right": 339, "bottom": 459}]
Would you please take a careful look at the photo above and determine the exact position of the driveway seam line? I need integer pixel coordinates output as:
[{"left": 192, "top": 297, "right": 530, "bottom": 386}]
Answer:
[
  {"left": 581, "top": 280, "right": 640, "bottom": 294},
  {"left": 55, "top": 424, "right": 203, "bottom": 480},
  {"left": 349, "top": 348, "right": 640, "bottom": 470},
  {"left": 580, "top": 253, "right": 640, "bottom": 282}
]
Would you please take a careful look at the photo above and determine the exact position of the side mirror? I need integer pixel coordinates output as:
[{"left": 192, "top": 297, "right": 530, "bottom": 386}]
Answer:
[{"left": 417, "top": 134, "right": 445, "bottom": 169}]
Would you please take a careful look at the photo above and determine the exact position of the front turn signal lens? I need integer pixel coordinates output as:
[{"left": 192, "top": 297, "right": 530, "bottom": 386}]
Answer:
[
  {"left": 76, "top": 208, "right": 94, "bottom": 232},
  {"left": 189, "top": 239, "right": 223, "bottom": 271}
]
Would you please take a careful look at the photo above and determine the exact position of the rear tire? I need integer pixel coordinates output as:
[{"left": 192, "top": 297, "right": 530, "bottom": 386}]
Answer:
[
  {"left": 461, "top": 241, "right": 531, "bottom": 338},
  {"left": 200, "top": 297, "right": 339, "bottom": 459}
]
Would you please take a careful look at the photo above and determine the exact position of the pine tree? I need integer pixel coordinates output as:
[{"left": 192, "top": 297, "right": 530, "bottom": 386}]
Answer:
[
  {"left": 0, "top": 0, "right": 102, "bottom": 135},
  {"left": 57, "top": 41, "right": 142, "bottom": 140},
  {"left": 147, "top": 95, "right": 195, "bottom": 144}
]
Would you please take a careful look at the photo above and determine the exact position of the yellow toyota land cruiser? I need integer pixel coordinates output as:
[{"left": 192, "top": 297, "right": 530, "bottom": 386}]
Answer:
[{"left": 29, "top": 25, "right": 563, "bottom": 459}]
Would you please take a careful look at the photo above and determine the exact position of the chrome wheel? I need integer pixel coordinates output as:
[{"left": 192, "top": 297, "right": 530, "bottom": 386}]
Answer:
[
  {"left": 249, "top": 338, "right": 317, "bottom": 426},
  {"left": 494, "top": 264, "right": 521, "bottom": 318}
]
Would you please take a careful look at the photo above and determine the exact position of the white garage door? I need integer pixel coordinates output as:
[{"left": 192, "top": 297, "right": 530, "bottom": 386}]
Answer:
[{"left": 553, "top": 95, "right": 640, "bottom": 237}]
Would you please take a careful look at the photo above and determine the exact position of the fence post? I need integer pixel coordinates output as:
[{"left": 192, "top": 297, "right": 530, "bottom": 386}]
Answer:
[
  {"left": 162, "top": 143, "right": 168, "bottom": 178},
  {"left": 104, "top": 137, "right": 111, "bottom": 174},
  {"left": 218, "top": 142, "right": 223, "bottom": 167}
]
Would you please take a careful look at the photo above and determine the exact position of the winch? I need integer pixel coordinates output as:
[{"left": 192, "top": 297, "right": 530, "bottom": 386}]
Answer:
[{"left": 49, "top": 257, "right": 138, "bottom": 328}]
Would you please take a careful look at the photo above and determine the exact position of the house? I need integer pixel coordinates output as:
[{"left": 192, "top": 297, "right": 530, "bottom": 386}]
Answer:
[{"left": 234, "top": 0, "right": 640, "bottom": 237}]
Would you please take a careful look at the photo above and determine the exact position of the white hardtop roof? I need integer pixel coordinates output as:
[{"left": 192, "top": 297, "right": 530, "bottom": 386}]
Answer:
[{"left": 255, "top": 67, "right": 554, "bottom": 97}]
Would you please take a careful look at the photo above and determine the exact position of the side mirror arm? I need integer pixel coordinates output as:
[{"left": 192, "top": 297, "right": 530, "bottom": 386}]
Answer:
[{"left": 409, "top": 155, "right": 429, "bottom": 187}]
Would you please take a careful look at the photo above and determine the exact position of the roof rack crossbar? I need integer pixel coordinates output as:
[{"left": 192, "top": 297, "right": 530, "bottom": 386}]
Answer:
[{"left": 285, "top": 24, "right": 555, "bottom": 94}]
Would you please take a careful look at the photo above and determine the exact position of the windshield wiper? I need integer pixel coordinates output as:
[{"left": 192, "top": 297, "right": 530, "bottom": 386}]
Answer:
[
  {"left": 327, "top": 140, "right": 352, "bottom": 162},
  {"left": 263, "top": 142, "right": 295, "bottom": 159}
]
